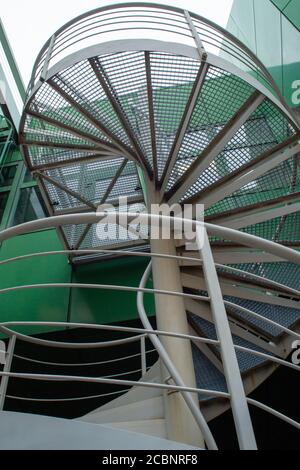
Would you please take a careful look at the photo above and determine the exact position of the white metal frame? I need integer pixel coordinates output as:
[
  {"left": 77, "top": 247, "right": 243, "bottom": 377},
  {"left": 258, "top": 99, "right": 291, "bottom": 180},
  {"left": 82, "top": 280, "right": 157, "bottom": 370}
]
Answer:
[{"left": 0, "top": 212, "right": 300, "bottom": 449}]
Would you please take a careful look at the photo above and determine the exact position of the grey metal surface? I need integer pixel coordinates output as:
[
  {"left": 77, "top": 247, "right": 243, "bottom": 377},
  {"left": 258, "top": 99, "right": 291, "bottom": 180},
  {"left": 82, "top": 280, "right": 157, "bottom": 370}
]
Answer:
[{"left": 0, "top": 411, "right": 200, "bottom": 450}]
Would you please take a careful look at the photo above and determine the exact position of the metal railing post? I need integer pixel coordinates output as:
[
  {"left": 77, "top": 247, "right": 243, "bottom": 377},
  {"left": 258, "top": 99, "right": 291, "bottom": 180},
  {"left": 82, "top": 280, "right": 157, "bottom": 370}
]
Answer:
[
  {"left": 140, "top": 335, "right": 147, "bottom": 376},
  {"left": 196, "top": 228, "right": 257, "bottom": 450},
  {"left": 0, "top": 334, "right": 16, "bottom": 410},
  {"left": 40, "top": 34, "right": 56, "bottom": 82},
  {"left": 184, "top": 10, "right": 207, "bottom": 61}
]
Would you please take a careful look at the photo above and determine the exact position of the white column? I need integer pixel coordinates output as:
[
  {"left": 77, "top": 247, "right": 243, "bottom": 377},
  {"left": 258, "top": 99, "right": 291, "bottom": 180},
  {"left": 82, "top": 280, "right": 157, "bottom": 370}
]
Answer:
[{"left": 150, "top": 213, "right": 204, "bottom": 447}]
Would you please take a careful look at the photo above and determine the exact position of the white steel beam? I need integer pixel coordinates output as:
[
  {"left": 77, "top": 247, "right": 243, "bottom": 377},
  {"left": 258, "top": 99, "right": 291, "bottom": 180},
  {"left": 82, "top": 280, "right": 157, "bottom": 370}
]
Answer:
[
  {"left": 181, "top": 270, "right": 300, "bottom": 310},
  {"left": 217, "top": 202, "right": 300, "bottom": 230},
  {"left": 168, "top": 91, "right": 265, "bottom": 204},
  {"left": 197, "top": 229, "right": 257, "bottom": 450},
  {"left": 160, "top": 62, "right": 209, "bottom": 194},
  {"left": 196, "top": 141, "right": 300, "bottom": 208}
]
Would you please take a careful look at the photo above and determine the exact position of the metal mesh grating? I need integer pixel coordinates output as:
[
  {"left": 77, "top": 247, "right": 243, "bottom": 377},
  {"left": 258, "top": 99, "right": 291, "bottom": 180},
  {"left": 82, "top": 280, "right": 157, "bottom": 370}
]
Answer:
[
  {"left": 167, "top": 66, "right": 255, "bottom": 191},
  {"left": 61, "top": 223, "right": 89, "bottom": 249},
  {"left": 42, "top": 159, "right": 142, "bottom": 213},
  {"left": 72, "top": 202, "right": 149, "bottom": 249},
  {"left": 29, "top": 81, "right": 111, "bottom": 144},
  {"left": 23, "top": 115, "right": 97, "bottom": 148},
  {"left": 26, "top": 146, "right": 100, "bottom": 168},
  {"left": 53, "top": 57, "right": 135, "bottom": 150},
  {"left": 225, "top": 296, "right": 300, "bottom": 338},
  {"left": 227, "top": 262, "right": 300, "bottom": 292},
  {"left": 241, "top": 211, "right": 300, "bottom": 242},
  {"left": 149, "top": 52, "right": 200, "bottom": 179},
  {"left": 181, "top": 98, "right": 296, "bottom": 202},
  {"left": 192, "top": 344, "right": 228, "bottom": 400},
  {"left": 206, "top": 155, "right": 300, "bottom": 216},
  {"left": 93, "top": 51, "right": 150, "bottom": 164},
  {"left": 189, "top": 314, "right": 271, "bottom": 373},
  {"left": 43, "top": 172, "right": 87, "bottom": 212},
  {"left": 107, "top": 162, "right": 142, "bottom": 201}
]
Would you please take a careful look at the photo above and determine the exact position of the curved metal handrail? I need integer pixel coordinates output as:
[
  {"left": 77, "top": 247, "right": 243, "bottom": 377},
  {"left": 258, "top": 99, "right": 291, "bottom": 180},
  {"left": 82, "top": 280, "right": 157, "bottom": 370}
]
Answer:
[
  {"left": 1, "top": 248, "right": 300, "bottom": 300},
  {"left": 14, "top": 348, "right": 156, "bottom": 367},
  {"left": 26, "top": 3, "right": 281, "bottom": 102},
  {"left": 0, "top": 212, "right": 300, "bottom": 448},
  {"left": 0, "top": 212, "right": 300, "bottom": 264}
]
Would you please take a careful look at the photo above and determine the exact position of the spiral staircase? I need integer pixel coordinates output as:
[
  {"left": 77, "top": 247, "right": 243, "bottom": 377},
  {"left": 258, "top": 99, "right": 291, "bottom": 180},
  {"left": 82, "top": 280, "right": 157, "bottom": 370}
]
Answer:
[{"left": 0, "top": 3, "right": 300, "bottom": 450}]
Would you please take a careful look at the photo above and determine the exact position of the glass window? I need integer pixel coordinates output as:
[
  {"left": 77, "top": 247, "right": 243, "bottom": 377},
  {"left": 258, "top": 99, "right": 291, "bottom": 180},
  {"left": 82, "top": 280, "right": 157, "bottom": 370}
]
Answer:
[
  {"left": 0, "top": 192, "right": 9, "bottom": 224},
  {"left": 0, "top": 165, "right": 17, "bottom": 187},
  {"left": 12, "top": 187, "right": 47, "bottom": 226},
  {"left": 23, "top": 168, "right": 35, "bottom": 183}
]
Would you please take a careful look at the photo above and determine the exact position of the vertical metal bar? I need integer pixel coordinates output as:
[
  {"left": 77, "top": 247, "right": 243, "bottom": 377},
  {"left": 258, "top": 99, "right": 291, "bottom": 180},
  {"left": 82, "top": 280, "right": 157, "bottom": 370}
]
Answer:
[
  {"left": 140, "top": 335, "right": 147, "bottom": 376},
  {"left": 0, "top": 127, "right": 13, "bottom": 168},
  {"left": 0, "top": 334, "right": 16, "bottom": 410},
  {"left": 197, "top": 228, "right": 257, "bottom": 450},
  {"left": 41, "top": 34, "right": 56, "bottom": 82},
  {"left": 145, "top": 51, "right": 158, "bottom": 184},
  {"left": 184, "top": 10, "right": 207, "bottom": 60}
]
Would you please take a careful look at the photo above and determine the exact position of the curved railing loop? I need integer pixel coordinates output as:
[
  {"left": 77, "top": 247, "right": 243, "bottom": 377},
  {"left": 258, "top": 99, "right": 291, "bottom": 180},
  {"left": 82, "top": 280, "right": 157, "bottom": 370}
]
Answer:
[{"left": 26, "top": 3, "right": 282, "bottom": 104}]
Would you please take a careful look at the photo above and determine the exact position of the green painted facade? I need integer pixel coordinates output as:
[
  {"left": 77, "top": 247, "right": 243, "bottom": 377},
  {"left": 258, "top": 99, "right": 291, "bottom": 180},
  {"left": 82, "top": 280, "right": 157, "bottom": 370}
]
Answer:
[{"left": 227, "top": 0, "right": 300, "bottom": 107}]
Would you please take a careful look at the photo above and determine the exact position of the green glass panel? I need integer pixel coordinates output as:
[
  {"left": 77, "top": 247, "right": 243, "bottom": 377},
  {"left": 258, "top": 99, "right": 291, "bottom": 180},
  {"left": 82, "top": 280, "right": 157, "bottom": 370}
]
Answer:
[
  {"left": 0, "top": 165, "right": 17, "bottom": 187},
  {"left": 23, "top": 168, "right": 34, "bottom": 183},
  {"left": 283, "top": 0, "right": 300, "bottom": 31},
  {"left": 226, "top": 0, "right": 256, "bottom": 52},
  {"left": 253, "top": 0, "right": 283, "bottom": 92},
  {"left": 270, "top": 0, "right": 291, "bottom": 11},
  {"left": 281, "top": 14, "right": 300, "bottom": 106},
  {"left": 12, "top": 186, "right": 47, "bottom": 226},
  {"left": 0, "top": 191, "right": 8, "bottom": 223}
]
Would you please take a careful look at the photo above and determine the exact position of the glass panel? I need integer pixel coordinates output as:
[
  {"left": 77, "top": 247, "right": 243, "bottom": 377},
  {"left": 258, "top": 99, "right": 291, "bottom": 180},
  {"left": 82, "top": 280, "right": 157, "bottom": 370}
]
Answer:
[
  {"left": 270, "top": 0, "right": 291, "bottom": 11},
  {"left": 282, "top": 14, "right": 300, "bottom": 106},
  {"left": 254, "top": 0, "right": 283, "bottom": 93},
  {"left": 283, "top": 0, "right": 300, "bottom": 31},
  {"left": 0, "top": 192, "right": 9, "bottom": 224},
  {"left": 0, "top": 165, "right": 17, "bottom": 187},
  {"left": 12, "top": 187, "right": 47, "bottom": 226},
  {"left": 23, "top": 168, "right": 35, "bottom": 183}
]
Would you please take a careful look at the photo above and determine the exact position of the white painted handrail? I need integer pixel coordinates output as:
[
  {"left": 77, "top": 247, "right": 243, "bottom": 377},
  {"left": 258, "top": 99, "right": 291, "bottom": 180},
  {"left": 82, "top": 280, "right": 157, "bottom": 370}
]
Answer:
[{"left": 0, "top": 212, "right": 299, "bottom": 448}]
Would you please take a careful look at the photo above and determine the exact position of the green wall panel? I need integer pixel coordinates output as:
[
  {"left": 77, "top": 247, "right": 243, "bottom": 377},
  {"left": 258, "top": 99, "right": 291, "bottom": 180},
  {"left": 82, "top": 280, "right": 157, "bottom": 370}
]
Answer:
[
  {"left": 254, "top": 0, "right": 283, "bottom": 92},
  {"left": 0, "top": 227, "right": 157, "bottom": 336},
  {"left": 284, "top": 0, "right": 300, "bottom": 30},
  {"left": 270, "top": 0, "right": 291, "bottom": 11},
  {"left": 0, "top": 229, "right": 71, "bottom": 336},
  {"left": 282, "top": 14, "right": 300, "bottom": 105},
  {"left": 70, "top": 256, "right": 155, "bottom": 325},
  {"left": 227, "top": 0, "right": 256, "bottom": 51},
  {"left": 228, "top": 0, "right": 300, "bottom": 107}
]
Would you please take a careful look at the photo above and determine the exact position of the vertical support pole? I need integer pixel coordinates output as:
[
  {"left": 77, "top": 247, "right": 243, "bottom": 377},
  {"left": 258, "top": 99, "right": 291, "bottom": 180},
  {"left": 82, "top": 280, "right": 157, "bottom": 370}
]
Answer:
[
  {"left": 197, "top": 228, "right": 257, "bottom": 450},
  {"left": 140, "top": 335, "right": 147, "bottom": 376},
  {"left": 147, "top": 189, "right": 204, "bottom": 447},
  {"left": 149, "top": 229, "right": 203, "bottom": 447},
  {"left": 0, "top": 334, "right": 16, "bottom": 411}
]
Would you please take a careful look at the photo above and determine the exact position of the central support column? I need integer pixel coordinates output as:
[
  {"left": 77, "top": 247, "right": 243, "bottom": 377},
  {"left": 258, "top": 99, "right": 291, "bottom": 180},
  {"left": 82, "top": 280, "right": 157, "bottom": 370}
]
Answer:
[{"left": 148, "top": 192, "right": 204, "bottom": 447}]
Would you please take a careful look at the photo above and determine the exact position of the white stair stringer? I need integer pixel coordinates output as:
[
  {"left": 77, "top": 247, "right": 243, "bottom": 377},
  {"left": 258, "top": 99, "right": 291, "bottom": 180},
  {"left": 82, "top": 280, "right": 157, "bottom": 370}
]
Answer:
[
  {"left": 77, "top": 361, "right": 168, "bottom": 439},
  {"left": 82, "top": 360, "right": 162, "bottom": 416},
  {"left": 79, "top": 396, "right": 164, "bottom": 425}
]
